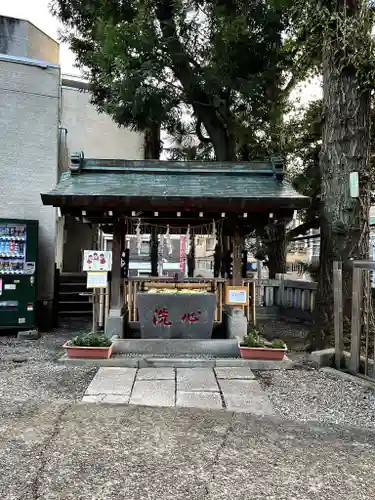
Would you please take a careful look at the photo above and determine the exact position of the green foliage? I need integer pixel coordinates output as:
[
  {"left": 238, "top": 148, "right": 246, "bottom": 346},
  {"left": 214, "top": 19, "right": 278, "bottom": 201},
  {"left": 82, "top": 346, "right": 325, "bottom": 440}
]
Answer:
[
  {"left": 270, "top": 338, "right": 286, "bottom": 349},
  {"left": 70, "top": 334, "right": 112, "bottom": 347},
  {"left": 242, "top": 324, "right": 264, "bottom": 348},
  {"left": 51, "top": 0, "right": 301, "bottom": 159}
]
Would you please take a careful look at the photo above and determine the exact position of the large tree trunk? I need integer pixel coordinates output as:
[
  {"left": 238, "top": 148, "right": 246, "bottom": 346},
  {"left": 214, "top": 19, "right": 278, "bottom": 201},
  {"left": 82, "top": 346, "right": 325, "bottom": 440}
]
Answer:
[
  {"left": 144, "top": 124, "right": 161, "bottom": 159},
  {"left": 265, "top": 221, "right": 287, "bottom": 279},
  {"left": 312, "top": 2, "right": 372, "bottom": 349}
]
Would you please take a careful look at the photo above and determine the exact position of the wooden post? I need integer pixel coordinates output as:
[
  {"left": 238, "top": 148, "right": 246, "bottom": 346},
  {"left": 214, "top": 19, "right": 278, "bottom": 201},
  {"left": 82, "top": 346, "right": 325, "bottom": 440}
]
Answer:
[
  {"left": 333, "top": 261, "right": 344, "bottom": 370},
  {"left": 214, "top": 243, "right": 221, "bottom": 278},
  {"left": 251, "top": 281, "right": 256, "bottom": 325},
  {"left": 241, "top": 249, "right": 247, "bottom": 278},
  {"left": 92, "top": 289, "right": 97, "bottom": 334},
  {"left": 221, "top": 235, "right": 228, "bottom": 278},
  {"left": 349, "top": 266, "right": 362, "bottom": 374},
  {"left": 110, "top": 219, "right": 122, "bottom": 310},
  {"left": 150, "top": 226, "right": 158, "bottom": 276}
]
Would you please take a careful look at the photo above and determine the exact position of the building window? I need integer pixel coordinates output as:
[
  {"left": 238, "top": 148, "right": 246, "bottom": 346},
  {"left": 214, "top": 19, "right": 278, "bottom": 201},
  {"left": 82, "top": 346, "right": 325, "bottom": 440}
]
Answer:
[
  {"left": 197, "top": 259, "right": 213, "bottom": 270},
  {"left": 206, "top": 238, "right": 215, "bottom": 251},
  {"left": 139, "top": 240, "right": 150, "bottom": 255}
]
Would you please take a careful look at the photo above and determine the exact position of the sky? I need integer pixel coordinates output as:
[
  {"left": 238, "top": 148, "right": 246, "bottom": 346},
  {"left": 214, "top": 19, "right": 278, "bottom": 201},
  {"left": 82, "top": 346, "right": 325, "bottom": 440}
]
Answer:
[{"left": 1, "top": 0, "right": 322, "bottom": 102}]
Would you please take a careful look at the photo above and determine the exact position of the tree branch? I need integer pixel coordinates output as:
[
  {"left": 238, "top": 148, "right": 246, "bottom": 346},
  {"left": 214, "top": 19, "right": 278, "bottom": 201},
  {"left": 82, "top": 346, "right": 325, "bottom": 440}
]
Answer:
[
  {"left": 282, "top": 74, "right": 298, "bottom": 99},
  {"left": 195, "top": 118, "right": 212, "bottom": 143},
  {"left": 155, "top": 0, "right": 230, "bottom": 152}
]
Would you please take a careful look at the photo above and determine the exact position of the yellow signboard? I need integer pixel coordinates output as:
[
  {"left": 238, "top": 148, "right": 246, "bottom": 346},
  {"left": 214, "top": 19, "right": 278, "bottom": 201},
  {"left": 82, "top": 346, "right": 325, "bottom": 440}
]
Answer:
[
  {"left": 225, "top": 286, "right": 248, "bottom": 306},
  {"left": 87, "top": 271, "right": 108, "bottom": 289}
]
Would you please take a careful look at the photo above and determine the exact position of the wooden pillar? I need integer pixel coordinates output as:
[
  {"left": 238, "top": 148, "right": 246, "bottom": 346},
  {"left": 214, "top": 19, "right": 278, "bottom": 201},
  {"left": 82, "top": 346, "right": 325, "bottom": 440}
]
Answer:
[
  {"left": 214, "top": 243, "right": 221, "bottom": 278},
  {"left": 221, "top": 235, "right": 229, "bottom": 278},
  {"left": 150, "top": 226, "right": 158, "bottom": 276},
  {"left": 232, "top": 230, "right": 243, "bottom": 285},
  {"left": 110, "top": 219, "right": 122, "bottom": 310},
  {"left": 242, "top": 249, "right": 248, "bottom": 279},
  {"left": 187, "top": 232, "right": 195, "bottom": 277}
]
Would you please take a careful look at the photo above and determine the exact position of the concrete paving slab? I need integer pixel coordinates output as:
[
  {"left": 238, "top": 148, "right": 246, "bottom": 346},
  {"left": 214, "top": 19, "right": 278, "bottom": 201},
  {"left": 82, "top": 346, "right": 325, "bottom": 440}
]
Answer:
[
  {"left": 219, "top": 379, "right": 275, "bottom": 415},
  {"left": 219, "top": 379, "right": 265, "bottom": 397},
  {"left": 177, "top": 368, "right": 219, "bottom": 392},
  {"left": 81, "top": 395, "right": 104, "bottom": 403},
  {"left": 215, "top": 357, "right": 294, "bottom": 369},
  {"left": 102, "top": 394, "right": 130, "bottom": 404},
  {"left": 224, "top": 395, "right": 274, "bottom": 415},
  {"left": 137, "top": 367, "right": 175, "bottom": 380},
  {"left": 176, "top": 391, "right": 223, "bottom": 410},
  {"left": 58, "top": 354, "right": 140, "bottom": 367},
  {"left": 214, "top": 367, "right": 255, "bottom": 379},
  {"left": 130, "top": 379, "right": 175, "bottom": 407},
  {"left": 85, "top": 367, "right": 136, "bottom": 396},
  {"left": 144, "top": 357, "right": 216, "bottom": 368},
  {"left": 3, "top": 401, "right": 375, "bottom": 500}
]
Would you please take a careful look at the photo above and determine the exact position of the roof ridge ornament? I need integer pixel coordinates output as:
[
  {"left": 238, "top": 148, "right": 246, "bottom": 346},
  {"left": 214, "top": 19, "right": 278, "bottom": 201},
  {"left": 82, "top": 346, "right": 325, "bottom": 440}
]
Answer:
[
  {"left": 70, "top": 151, "right": 84, "bottom": 174},
  {"left": 270, "top": 155, "right": 284, "bottom": 182}
]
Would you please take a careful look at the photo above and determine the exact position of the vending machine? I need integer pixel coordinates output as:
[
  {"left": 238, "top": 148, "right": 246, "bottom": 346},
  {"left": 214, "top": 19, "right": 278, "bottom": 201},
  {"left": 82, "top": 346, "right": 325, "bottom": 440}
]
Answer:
[{"left": 0, "top": 219, "right": 38, "bottom": 329}]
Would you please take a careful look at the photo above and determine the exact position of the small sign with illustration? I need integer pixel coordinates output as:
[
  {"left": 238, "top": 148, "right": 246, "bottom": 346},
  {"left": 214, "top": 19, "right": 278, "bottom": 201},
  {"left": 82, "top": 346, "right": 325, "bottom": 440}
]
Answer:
[
  {"left": 83, "top": 250, "right": 112, "bottom": 271},
  {"left": 225, "top": 286, "right": 248, "bottom": 306},
  {"left": 87, "top": 271, "right": 108, "bottom": 289}
]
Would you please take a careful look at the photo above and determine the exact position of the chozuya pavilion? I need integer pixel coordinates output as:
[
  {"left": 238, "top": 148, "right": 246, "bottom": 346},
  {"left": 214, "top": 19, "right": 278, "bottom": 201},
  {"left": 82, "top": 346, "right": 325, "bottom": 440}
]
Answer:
[{"left": 41, "top": 153, "right": 308, "bottom": 343}]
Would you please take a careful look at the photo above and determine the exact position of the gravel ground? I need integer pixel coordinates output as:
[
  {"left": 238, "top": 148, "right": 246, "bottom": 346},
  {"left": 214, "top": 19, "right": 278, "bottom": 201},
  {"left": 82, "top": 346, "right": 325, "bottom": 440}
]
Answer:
[
  {"left": 0, "top": 319, "right": 97, "bottom": 403},
  {"left": 257, "top": 368, "right": 375, "bottom": 431},
  {"left": 1, "top": 318, "right": 375, "bottom": 434}
]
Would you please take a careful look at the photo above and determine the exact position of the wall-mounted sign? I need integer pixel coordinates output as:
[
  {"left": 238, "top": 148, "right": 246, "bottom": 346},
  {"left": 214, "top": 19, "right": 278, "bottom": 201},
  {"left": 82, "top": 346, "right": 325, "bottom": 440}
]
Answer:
[
  {"left": 83, "top": 250, "right": 112, "bottom": 271},
  {"left": 349, "top": 172, "right": 359, "bottom": 198},
  {"left": 87, "top": 271, "right": 108, "bottom": 289},
  {"left": 225, "top": 286, "right": 248, "bottom": 306}
]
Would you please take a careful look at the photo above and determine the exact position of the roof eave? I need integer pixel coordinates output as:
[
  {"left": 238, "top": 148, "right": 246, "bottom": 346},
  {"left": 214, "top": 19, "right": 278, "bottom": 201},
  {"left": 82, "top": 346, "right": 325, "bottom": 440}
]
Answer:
[{"left": 41, "top": 193, "right": 309, "bottom": 212}]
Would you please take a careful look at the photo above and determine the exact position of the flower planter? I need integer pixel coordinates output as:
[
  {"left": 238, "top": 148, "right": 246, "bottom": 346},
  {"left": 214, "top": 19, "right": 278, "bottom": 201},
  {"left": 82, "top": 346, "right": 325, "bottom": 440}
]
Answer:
[
  {"left": 238, "top": 344, "right": 286, "bottom": 361},
  {"left": 63, "top": 342, "right": 113, "bottom": 359}
]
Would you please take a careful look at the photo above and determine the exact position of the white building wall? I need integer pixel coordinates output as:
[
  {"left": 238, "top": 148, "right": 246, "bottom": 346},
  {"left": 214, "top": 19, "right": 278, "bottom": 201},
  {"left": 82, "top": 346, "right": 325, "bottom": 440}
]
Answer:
[
  {"left": 61, "top": 84, "right": 144, "bottom": 160},
  {"left": 0, "top": 15, "right": 59, "bottom": 63},
  {"left": 0, "top": 56, "right": 60, "bottom": 324},
  {"left": 60, "top": 81, "right": 145, "bottom": 272}
]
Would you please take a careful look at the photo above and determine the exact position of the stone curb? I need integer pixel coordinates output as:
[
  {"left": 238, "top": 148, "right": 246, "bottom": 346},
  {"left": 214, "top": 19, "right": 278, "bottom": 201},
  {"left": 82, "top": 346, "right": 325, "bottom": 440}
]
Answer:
[
  {"left": 57, "top": 354, "right": 294, "bottom": 370},
  {"left": 320, "top": 367, "right": 375, "bottom": 390}
]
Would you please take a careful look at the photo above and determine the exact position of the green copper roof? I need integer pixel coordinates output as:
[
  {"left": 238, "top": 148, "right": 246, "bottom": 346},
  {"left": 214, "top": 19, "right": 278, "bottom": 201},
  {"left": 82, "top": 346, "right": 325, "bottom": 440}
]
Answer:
[{"left": 41, "top": 157, "right": 309, "bottom": 212}]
